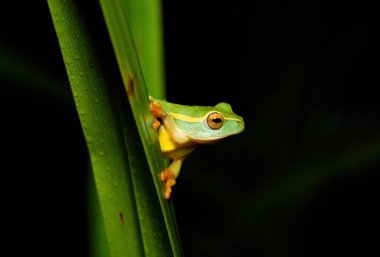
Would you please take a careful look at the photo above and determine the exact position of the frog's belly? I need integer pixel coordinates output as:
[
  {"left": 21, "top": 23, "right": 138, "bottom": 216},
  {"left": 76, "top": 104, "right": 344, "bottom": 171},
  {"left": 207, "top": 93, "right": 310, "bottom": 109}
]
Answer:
[
  {"left": 158, "top": 125, "right": 196, "bottom": 160},
  {"left": 162, "top": 144, "right": 197, "bottom": 160}
]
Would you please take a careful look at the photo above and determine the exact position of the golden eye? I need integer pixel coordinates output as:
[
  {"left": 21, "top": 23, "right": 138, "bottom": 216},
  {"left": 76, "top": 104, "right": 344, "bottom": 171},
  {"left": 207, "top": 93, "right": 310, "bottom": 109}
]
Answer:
[{"left": 207, "top": 112, "right": 224, "bottom": 129}]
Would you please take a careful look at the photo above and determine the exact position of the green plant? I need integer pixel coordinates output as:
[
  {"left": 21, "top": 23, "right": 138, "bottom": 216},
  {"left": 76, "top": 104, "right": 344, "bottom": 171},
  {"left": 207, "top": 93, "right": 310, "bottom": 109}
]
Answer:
[{"left": 48, "top": 0, "right": 182, "bottom": 256}]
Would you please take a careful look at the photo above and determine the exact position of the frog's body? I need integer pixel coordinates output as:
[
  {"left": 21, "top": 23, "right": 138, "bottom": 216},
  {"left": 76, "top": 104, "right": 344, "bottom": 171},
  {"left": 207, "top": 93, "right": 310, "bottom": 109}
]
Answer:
[{"left": 150, "top": 96, "right": 244, "bottom": 199}]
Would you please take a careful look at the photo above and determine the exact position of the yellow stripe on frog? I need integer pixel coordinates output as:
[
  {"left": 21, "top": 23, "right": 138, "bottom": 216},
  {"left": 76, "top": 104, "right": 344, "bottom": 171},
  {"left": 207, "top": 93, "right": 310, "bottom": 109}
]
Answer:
[
  {"left": 169, "top": 112, "right": 204, "bottom": 123},
  {"left": 169, "top": 112, "right": 241, "bottom": 123}
]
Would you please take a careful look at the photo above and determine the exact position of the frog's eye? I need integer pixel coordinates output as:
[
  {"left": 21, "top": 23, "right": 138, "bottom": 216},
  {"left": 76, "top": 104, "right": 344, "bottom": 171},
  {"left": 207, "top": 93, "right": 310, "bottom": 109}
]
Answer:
[{"left": 207, "top": 112, "right": 224, "bottom": 129}]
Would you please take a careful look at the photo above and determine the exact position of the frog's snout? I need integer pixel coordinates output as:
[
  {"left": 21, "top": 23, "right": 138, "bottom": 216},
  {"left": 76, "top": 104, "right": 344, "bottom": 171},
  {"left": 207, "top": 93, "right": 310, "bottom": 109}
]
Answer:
[{"left": 234, "top": 118, "right": 245, "bottom": 133}]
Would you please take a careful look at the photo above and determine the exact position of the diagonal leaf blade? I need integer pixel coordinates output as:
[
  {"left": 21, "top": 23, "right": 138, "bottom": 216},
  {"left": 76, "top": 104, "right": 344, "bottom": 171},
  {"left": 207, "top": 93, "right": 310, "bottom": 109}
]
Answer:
[{"left": 98, "top": 1, "right": 183, "bottom": 256}]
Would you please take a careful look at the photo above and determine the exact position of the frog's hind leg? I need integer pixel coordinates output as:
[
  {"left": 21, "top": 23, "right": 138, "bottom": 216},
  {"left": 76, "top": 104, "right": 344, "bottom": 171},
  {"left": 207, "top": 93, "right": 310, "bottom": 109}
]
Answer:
[{"left": 161, "top": 158, "right": 184, "bottom": 199}]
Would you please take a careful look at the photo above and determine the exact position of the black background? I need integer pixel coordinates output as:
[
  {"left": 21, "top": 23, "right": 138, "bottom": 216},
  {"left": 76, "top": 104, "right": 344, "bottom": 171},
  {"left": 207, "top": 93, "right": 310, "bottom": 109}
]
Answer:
[{"left": 1, "top": 1, "right": 379, "bottom": 256}]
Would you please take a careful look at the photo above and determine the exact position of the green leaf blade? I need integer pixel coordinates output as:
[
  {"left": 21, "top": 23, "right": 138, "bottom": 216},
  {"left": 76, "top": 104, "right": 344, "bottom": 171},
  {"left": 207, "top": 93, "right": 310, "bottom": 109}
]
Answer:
[
  {"left": 99, "top": 1, "right": 183, "bottom": 256},
  {"left": 48, "top": 1, "right": 144, "bottom": 256},
  {"left": 123, "top": 0, "right": 166, "bottom": 99}
]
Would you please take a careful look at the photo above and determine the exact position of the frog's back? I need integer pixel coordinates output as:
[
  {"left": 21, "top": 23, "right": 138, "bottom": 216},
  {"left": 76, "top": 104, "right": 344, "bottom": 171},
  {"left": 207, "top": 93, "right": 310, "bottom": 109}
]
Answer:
[{"left": 151, "top": 97, "right": 219, "bottom": 117}]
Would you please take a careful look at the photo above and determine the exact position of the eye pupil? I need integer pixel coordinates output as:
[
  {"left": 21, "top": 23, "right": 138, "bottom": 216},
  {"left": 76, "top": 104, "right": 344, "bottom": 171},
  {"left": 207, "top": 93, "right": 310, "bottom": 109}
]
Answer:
[{"left": 212, "top": 118, "right": 222, "bottom": 123}]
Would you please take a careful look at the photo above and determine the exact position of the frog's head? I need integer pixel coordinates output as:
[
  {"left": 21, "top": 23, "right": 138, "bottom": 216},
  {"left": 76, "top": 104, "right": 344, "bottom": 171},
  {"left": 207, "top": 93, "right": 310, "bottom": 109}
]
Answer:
[{"left": 171, "top": 102, "right": 245, "bottom": 143}]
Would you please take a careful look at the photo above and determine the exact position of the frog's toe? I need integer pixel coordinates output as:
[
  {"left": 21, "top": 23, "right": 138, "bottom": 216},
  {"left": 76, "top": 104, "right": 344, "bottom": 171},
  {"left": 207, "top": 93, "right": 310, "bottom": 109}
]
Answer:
[
  {"left": 164, "top": 178, "right": 176, "bottom": 199},
  {"left": 160, "top": 169, "right": 176, "bottom": 199},
  {"left": 149, "top": 101, "right": 163, "bottom": 117},
  {"left": 149, "top": 101, "right": 163, "bottom": 129},
  {"left": 153, "top": 119, "right": 161, "bottom": 129}
]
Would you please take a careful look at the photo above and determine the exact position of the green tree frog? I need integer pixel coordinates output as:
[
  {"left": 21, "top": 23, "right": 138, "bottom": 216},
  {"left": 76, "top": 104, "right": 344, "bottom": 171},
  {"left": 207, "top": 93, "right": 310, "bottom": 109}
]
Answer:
[{"left": 150, "top": 96, "right": 245, "bottom": 199}]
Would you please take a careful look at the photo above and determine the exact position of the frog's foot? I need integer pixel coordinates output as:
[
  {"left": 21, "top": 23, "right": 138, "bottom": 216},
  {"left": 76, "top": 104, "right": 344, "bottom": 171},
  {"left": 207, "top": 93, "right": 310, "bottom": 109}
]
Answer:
[
  {"left": 149, "top": 100, "right": 163, "bottom": 129},
  {"left": 160, "top": 169, "right": 176, "bottom": 199}
]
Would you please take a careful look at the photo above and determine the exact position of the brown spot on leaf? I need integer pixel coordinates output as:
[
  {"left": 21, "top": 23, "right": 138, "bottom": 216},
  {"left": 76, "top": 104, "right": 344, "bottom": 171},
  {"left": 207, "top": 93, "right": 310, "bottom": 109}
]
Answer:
[
  {"left": 119, "top": 211, "right": 125, "bottom": 226},
  {"left": 126, "top": 72, "right": 135, "bottom": 96}
]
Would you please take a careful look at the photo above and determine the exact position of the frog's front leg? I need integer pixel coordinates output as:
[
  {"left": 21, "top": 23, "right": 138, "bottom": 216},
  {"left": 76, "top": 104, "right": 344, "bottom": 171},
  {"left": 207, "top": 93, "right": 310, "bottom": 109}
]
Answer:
[
  {"left": 161, "top": 158, "right": 184, "bottom": 199},
  {"left": 149, "top": 97, "right": 163, "bottom": 129}
]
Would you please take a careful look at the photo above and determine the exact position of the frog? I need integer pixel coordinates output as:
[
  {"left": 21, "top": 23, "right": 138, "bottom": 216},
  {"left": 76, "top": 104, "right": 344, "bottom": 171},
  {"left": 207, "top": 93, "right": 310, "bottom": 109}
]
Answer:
[{"left": 149, "top": 96, "right": 245, "bottom": 199}]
